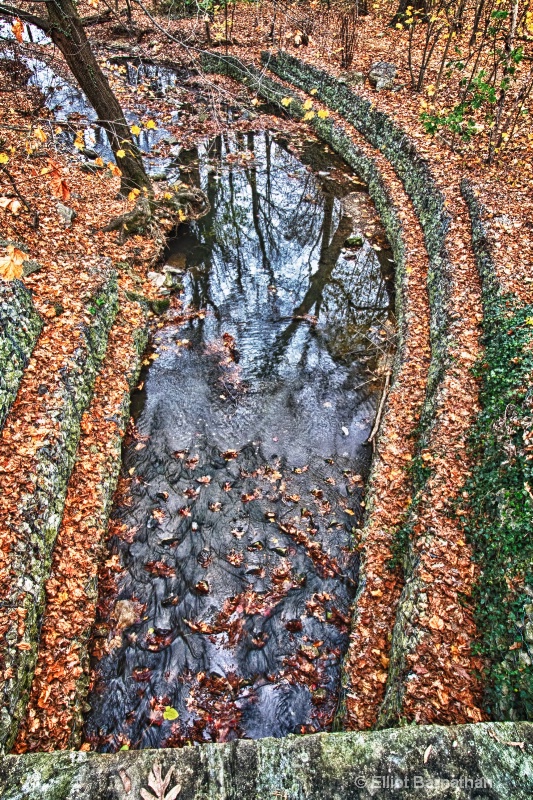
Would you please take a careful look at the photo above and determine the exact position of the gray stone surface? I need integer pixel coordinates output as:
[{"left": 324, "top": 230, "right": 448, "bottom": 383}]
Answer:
[{"left": 0, "top": 723, "right": 532, "bottom": 799}]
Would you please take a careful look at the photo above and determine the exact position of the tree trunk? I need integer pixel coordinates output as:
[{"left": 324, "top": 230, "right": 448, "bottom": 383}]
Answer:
[{"left": 45, "top": 0, "right": 151, "bottom": 195}]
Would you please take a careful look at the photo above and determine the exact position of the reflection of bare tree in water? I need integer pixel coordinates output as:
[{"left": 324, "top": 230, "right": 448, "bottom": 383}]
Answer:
[
  {"left": 168, "top": 131, "right": 391, "bottom": 378},
  {"left": 267, "top": 195, "right": 353, "bottom": 371}
]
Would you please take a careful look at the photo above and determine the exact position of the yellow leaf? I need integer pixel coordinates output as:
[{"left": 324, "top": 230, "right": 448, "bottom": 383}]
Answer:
[
  {"left": 164, "top": 192, "right": 173, "bottom": 200},
  {"left": 95, "top": 157, "right": 104, "bottom": 167},
  {"left": 130, "top": 124, "right": 141, "bottom": 136},
  {"left": 0, "top": 153, "right": 9, "bottom": 164},
  {"left": 0, "top": 245, "right": 25, "bottom": 281},
  {"left": 128, "top": 188, "right": 140, "bottom": 202},
  {"left": 116, "top": 149, "right": 126, "bottom": 158},
  {"left": 303, "top": 111, "right": 315, "bottom": 121},
  {"left": 317, "top": 109, "right": 329, "bottom": 119},
  {"left": 145, "top": 120, "right": 157, "bottom": 129},
  {"left": 310, "top": 88, "right": 318, "bottom": 95},
  {"left": 281, "top": 97, "right": 293, "bottom": 107},
  {"left": 303, "top": 99, "right": 313, "bottom": 110},
  {"left": 33, "top": 127, "right": 47, "bottom": 143}
]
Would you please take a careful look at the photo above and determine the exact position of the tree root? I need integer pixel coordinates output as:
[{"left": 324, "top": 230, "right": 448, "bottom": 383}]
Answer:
[{"left": 102, "top": 186, "right": 209, "bottom": 244}]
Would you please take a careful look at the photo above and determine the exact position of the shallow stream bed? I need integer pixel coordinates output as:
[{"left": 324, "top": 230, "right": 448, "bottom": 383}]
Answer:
[{"left": 83, "top": 129, "right": 395, "bottom": 751}]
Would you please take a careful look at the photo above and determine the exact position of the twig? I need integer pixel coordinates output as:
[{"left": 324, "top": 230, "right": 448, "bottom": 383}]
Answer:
[{"left": 367, "top": 369, "right": 391, "bottom": 448}]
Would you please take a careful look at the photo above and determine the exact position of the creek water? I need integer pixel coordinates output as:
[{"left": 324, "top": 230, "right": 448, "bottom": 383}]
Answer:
[{"left": 84, "top": 130, "right": 395, "bottom": 750}]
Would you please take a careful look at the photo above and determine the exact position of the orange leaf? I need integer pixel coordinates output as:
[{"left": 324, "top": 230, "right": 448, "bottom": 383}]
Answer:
[
  {"left": 12, "top": 18, "right": 24, "bottom": 44},
  {"left": 0, "top": 244, "right": 25, "bottom": 281},
  {"left": 51, "top": 174, "right": 70, "bottom": 202}
]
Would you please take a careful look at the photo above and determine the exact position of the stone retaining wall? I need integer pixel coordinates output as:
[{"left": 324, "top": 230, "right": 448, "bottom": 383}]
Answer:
[
  {"left": 1, "top": 722, "right": 532, "bottom": 799},
  {"left": 0, "top": 280, "right": 42, "bottom": 432},
  {"left": 0, "top": 274, "right": 119, "bottom": 754}
]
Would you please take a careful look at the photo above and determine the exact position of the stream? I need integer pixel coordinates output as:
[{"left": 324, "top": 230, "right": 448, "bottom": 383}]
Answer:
[
  {"left": 84, "top": 130, "right": 395, "bottom": 750},
  {"left": 4, "top": 41, "right": 396, "bottom": 749}
]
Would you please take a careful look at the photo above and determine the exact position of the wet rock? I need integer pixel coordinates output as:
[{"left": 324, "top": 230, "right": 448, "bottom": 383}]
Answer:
[
  {"left": 147, "top": 270, "right": 166, "bottom": 289},
  {"left": 344, "top": 235, "right": 363, "bottom": 248},
  {"left": 80, "top": 162, "right": 104, "bottom": 174},
  {"left": 149, "top": 298, "right": 171, "bottom": 315},
  {"left": 368, "top": 61, "right": 397, "bottom": 91},
  {"left": 57, "top": 202, "right": 77, "bottom": 228},
  {"left": 113, "top": 600, "right": 138, "bottom": 631}
]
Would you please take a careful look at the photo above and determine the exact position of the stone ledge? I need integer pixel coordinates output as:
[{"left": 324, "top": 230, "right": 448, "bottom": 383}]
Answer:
[{"left": 1, "top": 722, "right": 532, "bottom": 799}]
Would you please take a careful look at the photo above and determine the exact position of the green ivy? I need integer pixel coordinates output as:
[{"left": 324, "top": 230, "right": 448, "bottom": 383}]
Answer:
[{"left": 465, "top": 296, "right": 533, "bottom": 720}]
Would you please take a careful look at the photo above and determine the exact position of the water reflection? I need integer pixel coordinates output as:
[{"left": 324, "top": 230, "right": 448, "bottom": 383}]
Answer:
[{"left": 84, "top": 131, "right": 394, "bottom": 751}]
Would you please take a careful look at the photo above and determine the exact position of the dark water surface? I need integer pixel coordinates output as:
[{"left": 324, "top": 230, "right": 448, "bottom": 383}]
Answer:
[{"left": 85, "top": 131, "right": 395, "bottom": 751}]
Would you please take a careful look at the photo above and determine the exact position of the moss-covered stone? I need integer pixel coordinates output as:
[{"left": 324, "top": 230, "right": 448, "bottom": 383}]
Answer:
[
  {"left": 0, "top": 274, "right": 119, "bottom": 755},
  {"left": 0, "top": 722, "right": 532, "bottom": 798},
  {"left": 0, "top": 280, "right": 43, "bottom": 432}
]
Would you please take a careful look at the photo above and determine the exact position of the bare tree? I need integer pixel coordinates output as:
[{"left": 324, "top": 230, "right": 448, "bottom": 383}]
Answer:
[{"left": 0, "top": 0, "right": 150, "bottom": 194}]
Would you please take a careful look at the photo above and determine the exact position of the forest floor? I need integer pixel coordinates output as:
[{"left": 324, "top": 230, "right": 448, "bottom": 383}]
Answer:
[{"left": 1, "top": 2, "right": 532, "bottom": 752}]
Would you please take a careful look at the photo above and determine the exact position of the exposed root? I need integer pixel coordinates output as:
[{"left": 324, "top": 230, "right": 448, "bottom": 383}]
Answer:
[{"left": 102, "top": 187, "right": 210, "bottom": 244}]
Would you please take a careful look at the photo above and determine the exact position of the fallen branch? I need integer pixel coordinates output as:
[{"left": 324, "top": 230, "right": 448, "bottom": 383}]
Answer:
[{"left": 367, "top": 369, "right": 391, "bottom": 447}]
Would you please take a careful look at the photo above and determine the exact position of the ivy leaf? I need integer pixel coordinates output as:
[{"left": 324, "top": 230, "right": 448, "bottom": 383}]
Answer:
[{"left": 162, "top": 706, "right": 179, "bottom": 720}]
